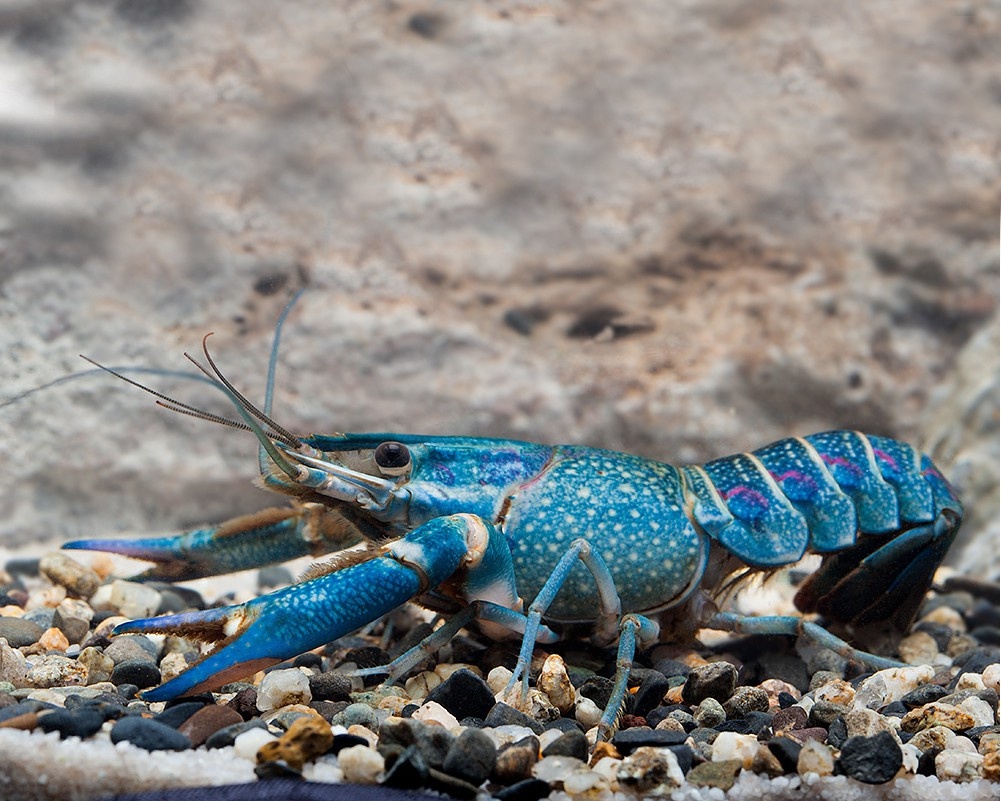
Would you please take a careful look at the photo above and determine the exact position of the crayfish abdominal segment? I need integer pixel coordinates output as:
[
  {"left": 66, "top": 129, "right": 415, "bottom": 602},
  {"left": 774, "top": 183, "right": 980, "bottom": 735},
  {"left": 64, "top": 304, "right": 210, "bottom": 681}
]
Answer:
[{"left": 66, "top": 300, "right": 963, "bottom": 738}]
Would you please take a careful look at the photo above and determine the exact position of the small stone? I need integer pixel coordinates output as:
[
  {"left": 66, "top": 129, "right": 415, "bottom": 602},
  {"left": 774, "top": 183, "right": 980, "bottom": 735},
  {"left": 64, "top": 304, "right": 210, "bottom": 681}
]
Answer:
[
  {"left": 537, "top": 654, "right": 575, "bottom": 714},
  {"left": 412, "top": 700, "right": 459, "bottom": 730},
  {"left": 338, "top": 702, "right": 379, "bottom": 731},
  {"left": 935, "top": 748, "right": 985, "bottom": 782},
  {"left": 484, "top": 703, "right": 545, "bottom": 735},
  {"left": 837, "top": 731, "right": 902, "bottom": 784},
  {"left": 0, "top": 618, "right": 44, "bottom": 648},
  {"left": 617, "top": 746, "right": 686, "bottom": 795},
  {"left": 531, "top": 754, "right": 588, "bottom": 783},
  {"left": 103, "top": 636, "right": 158, "bottom": 665},
  {"left": 405, "top": 671, "right": 441, "bottom": 700},
  {"left": 491, "top": 778, "right": 551, "bottom": 801},
  {"left": 758, "top": 679, "right": 801, "bottom": 709},
  {"left": 852, "top": 665, "right": 936, "bottom": 710},
  {"left": 899, "top": 631, "right": 941, "bottom": 664},
  {"left": 76, "top": 647, "right": 114, "bottom": 685},
  {"left": 633, "top": 672, "right": 672, "bottom": 717},
  {"left": 767, "top": 735, "right": 802, "bottom": 773},
  {"left": 909, "top": 725, "right": 957, "bottom": 754},
  {"left": 154, "top": 701, "right": 205, "bottom": 729},
  {"left": 694, "top": 697, "right": 725, "bottom": 728},
  {"left": 542, "top": 728, "right": 588, "bottom": 761},
  {"left": 177, "top": 703, "right": 244, "bottom": 747},
  {"left": 786, "top": 727, "right": 829, "bottom": 745},
  {"left": 486, "top": 666, "right": 513, "bottom": 696},
  {"left": 492, "top": 739, "right": 539, "bottom": 784},
  {"left": 723, "top": 686, "right": 769, "bottom": 718},
  {"left": 233, "top": 727, "right": 278, "bottom": 760},
  {"left": 712, "top": 731, "right": 759, "bottom": 768},
  {"left": 227, "top": 687, "right": 259, "bottom": 720},
  {"left": 39, "top": 554, "right": 100, "bottom": 599},
  {"left": 425, "top": 668, "right": 494, "bottom": 721},
  {"left": 338, "top": 743, "right": 384, "bottom": 783},
  {"left": 611, "top": 727, "right": 687, "bottom": 755},
  {"left": 36, "top": 627, "right": 70, "bottom": 652},
  {"left": 28, "top": 655, "right": 87, "bottom": 689},
  {"left": 921, "top": 606, "right": 966, "bottom": 632},
  {"left": 983, "top": 664, "right": 1000, "bottom": 694},
  {"left": 843, "top": 707, "right": 898, "bottom": 739},
  {"left": 110, "top": 716, "right": 192, "bottom": 751},
  {"left": 111, "top": 659, "right": 161, "bottom": 689},
  {"left": 574, "top": 696, "right": 601, "bottom": 729},
  {"left": 108, "top": 580, "right": 162, "bottom": 620},
  {"left": 682, "top": 662, "right": 737, "bottom": 705},
  {"left": 797, "top": 739, "right": 835, "bottom": 776},
  {"left": 809, "top": 699, "right": 848, "bottom": 728},
  {"left": 52, "top": 599, "right": 94, "bottom": 644},
  {"left": 960, "top": 696, "right": 996, "bottom": 728},
  {"left": 442, "top": 726, "right": 496, "bottom": 785},
  {"left": 772, "top": 705, "right": 808, "bottom": 733},
  {"left": 901, "top": 684, "right": 948, "bottom": 708},
  {"left": 901, "top": 702, "right": 977, "bottom": 733},
  {"left": 257, "top": 714, "right": 333, "bottom": 770},
  {"left": 308, "top": 671, "right": 352, "bottom": 703},
  {"left": 813, "top": 678, "right": 855, "bottom": 706},
  {"left": 983, "top": 749, "right": 1000, "bottom": 781},
  {"left": 257, "top": 669, "right": 312, "bottom": 711},
  {"left": 686, "top": 758, "right": 742, "bottom": 791},
  {"left": 37, "top": 707, "right": 106, "bottom": 739}
]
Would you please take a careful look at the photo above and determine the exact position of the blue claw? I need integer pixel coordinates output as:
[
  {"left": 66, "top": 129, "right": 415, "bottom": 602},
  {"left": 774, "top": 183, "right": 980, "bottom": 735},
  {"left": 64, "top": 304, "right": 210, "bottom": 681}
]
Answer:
[
  {"left": 63, "top": 505, "right": 362, "bottom": 582},
  {"left": 117, "top": 515, "right": 478, "bottom": 700}
]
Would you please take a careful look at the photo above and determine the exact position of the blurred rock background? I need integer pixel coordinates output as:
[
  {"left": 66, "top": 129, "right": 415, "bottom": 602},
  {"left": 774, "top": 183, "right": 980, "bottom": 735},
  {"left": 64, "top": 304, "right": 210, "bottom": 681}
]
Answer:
[{"left": 0, "top": 1, "right": 997, "bottom": 577}]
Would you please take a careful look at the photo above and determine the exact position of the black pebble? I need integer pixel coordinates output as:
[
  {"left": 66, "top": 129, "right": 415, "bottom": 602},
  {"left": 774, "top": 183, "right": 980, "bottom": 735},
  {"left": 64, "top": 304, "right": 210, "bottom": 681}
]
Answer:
[
  {"left": 681, "top": 662, "right": 738, "bottom": 705},
  {"left": 37, "top": 708, "right": 106, "bottom": 739},
  {"left": 382, "top": 744, "right": 429, "bottom": 789},
  {"left": 483, "top": 703, "right": 544, "bottom": 735},
  {"left": 111, "top": 659, "right": 161, "bottom": 689},
  {"left": 652, "top": 659, "right": 691, "bottom": 680},
  {"left": 442, "top": 727, "right": 497, "bottom": 786},
  {"left": 491, "top": 778, "right": 552, "bottom": 801},
  {"left": 543, "top": 717, "right": 584, "bottom": 734},
  {"left": 837, "top": 731, "right": 902, "bottom": 784},
  {"left": 110, "top": 716, "right": 192, "bottom": 751},
  {"left": 330, "top": 732, "right": 371, "bottom": 754},
  {"left": 827, "top": 717, "right": 848, "bottom": 749},
  {"left": 611, "top": 726, "right": 687, "bottom": 755},
  {"left": 767, "top": 736, "right": 802, "bottom": 773},
  {"left": 0, "top": 700, "right": 58, "bottom": 723},
  {"left": 667, "top": 744, "right": 695, "bottom": 775},
  {"left": 900, "top": 684, "right": 948, "bottom": 708},
  {"left": 542, "top": 729, "right": 588, "bottom": 761},
  {"left": 425, "top": 668, "right": 495, "bottom": 721},
  {"left": 154, "top": 701, "right": 204, "bottom": 729},
  {"left": 880, "top": 701, "right": 908, "bottom": 718},
  {"left": 577, "top": 676, "right": 615, "bottom": 710},
  {"left": 778, "top": 691, "right": 798, "bottom": 709},
  {"left": 632, "top": 671, "right": 671, "bottom": 718},
  {"left": 293, "top": 652, "right": 323, "bottom": 671}
]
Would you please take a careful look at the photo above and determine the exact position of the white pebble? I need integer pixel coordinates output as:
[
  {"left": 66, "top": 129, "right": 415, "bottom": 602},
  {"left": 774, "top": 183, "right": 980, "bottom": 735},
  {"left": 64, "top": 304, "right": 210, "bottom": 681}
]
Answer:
[
  {"left": 487, "top": 724, "right": 537, "bottom": 747},
  {"left": 533, "top": 755, "right": 588, "bottom": 782},
  {"left": 575, "top": 695, "right": 602, "bottom": 729},
  {"left": 538, "top": 653, "right": 575, "bottom": 714},
  {"left": 711, "top": 731, "right": 758, "bottom": 767},
  {"left": 617, "top": 746, "right": 685, "bottom": 793},
  {"left": 591, "top": 755, "right": 622, "bottom": 783},
  {"left": 852, "top": 665, "right": 935, "bottom": 710},
  {"left": 955, "top": 672, "right": 987, "bottom": 692},
  {"left": 935, "top": 748, "right": 985, "bottom": 782},
  {"left": 404, "top": 671, "right": 441, "bottom": 700},
  {"left": 563, "top": 768, "right": 608, "bottom": 794},
  {"left": 233, "top": 727, "right": 277, "bottom": 760},
  {"left": 0, "top": 638, "right": 31, "bottom": 686},
  {"left": 982, "top": 663, "right": 1000, "bottom": 694},
  {"left": 961, "top": 696, "right": 996, "bottom": 728},
  {"left": 487, "top": 665, "right": 513, "bottom": 696},
  {"left": 411, "top": 700, "right": 459, "bottom": 730},
  {"left": 257, "top": 668, "right": 312, "bottom": 711},
  {"left": 338, "top": 744, "right": 384, "bottom": 784},
  {"left": 900, "top": 743, "right": 921, "bottom": 774},
  {"left": 109, "top": 580, "right": 162, "bottom": 619},
  {"left": 797, "top": 740, "right": 835, "bottom": 777}
]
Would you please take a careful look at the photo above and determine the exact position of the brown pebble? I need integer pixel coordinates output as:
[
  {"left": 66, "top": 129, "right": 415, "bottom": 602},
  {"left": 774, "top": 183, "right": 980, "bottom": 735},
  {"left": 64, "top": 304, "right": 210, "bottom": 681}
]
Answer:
[
  {"left": 590, "top": 740, "right": 621, "bottom": 765},
  {"left": 178, "top": 704, "right": 244, "bottom": 747},
  {"left": 39, "top": 553, "right": 100, "bottom": 600},
  {"left": 983, "top": 749, "right": 1000, "bottom": 782},
  {"left": 901, "top": 703, "right": 976, "bottom": 734},
  {"left": 492, "top": 741, "right": 539, "bottom": 784},
  {"left": 257, "top": 715, "right": 333, "bottom": 770},
  {"left": 227, "top": 686, "right": 260, "bottom": 720},
  {"left": 751, "top": 744, "right": 785, "bottom": 777},
  {"left": 786, "top": 727, "right": 828, "bottom": 744},
  {"left": 620, "top": 714, "right": 647, "bottom": 729},
  {"left": 0, "top": 711, "right": 39, "bottom": 731},
  {"left": 772, "top": 706, "right": 808, "bottom": 733}
]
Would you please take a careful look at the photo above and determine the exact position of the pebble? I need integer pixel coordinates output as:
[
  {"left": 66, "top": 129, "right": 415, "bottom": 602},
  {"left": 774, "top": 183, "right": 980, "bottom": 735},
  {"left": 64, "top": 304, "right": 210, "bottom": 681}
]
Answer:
[
  {"left": 711, "top": 731, "right": 759, "bottom": 768},
  {"left": 573, "top": 695, "right": 601, "bottom": 729},
  {"left": 492, "top": 738, "right": 539, "bottom": 784},
  {"left": 412, "top": 700, "right": 460, "bottom": 730},
  {"left": 103, "top": 636, "right": 158, "bottom": 665},
  {"left": 204, "top": 719, "right": 268, "bottom": 749},
  {"left": 177, "top": 703, "right": 244, "bottom": 746},
  {"left": 611, "top": 726, "right": 687, "bottom": 755},
  {"left": 424, "top": 667, "right": 495, "bottom": 721},
  {"left": 111, "top": 659, "right": 161, "bottom": 689},
  {"left": 961, "top": 696, "right": 996, "bottom": 728},
  {"left": 722, "top": 685, "right": 769, "bottom": 718},
  {"left": 28, "top": 655, "right": 88, "bottom": 689},
  {"left": 37, "top": 707, "right": 107, "bottom": 739},
  {"left": 843, "top": 706, "right": 898, "bottom": 739},
  {"left": 108, "top": 580, "right": 162, "bottom": 620},
  {"left": 694, "top": 697, "right": 726, "bottom": 728},
  {"left": 766, "top": 735, "right": 802, "bottom": 772},
  {"left": 232, "top": 726, "right": 278, "bottom": 760},
  {"left": 899, "top": 631, "right": 941, "bottom": 664},
  {"left": 257, "top": 714, "right": 333, "bottom": 770},
  {"left": 837, "top": 731, "right": 903, "bottom": 784},
  {"left": 339, "top": 743, "right": 385, "bottom": 783},
  {"left": 39, "top": 553, "right": 100, "bottom": 600},
  {"left": 442, "top": 726, "right": 497, "bottom": 785},
  {"left": 110, "top": 716, "right": 193, "bottom": 752},
  {"left": 900, "top": 702, "right": 977, "bottom": 733},
  {"left": 797, "top": 739, "right": 835, "bottom": 776},
  {"left": 772, "top": 705, "right": 808, "bottom": 733},
  {"left": 484, "top": 703, "right": 544, "bottom": 735},
  {"left": 682, "top": 662, "right": 737, "bottom": 705},
  {"left": 257, "top": 669, "right": 312, "bottom": 711},
  {"left": 909, "top": 725, "right": 958, "bottom": 753},
  {"left": 491, "top": 777, "right": 551, "bottom": 801},
  {"left": 935, "top": 748, "right": 985, "bottom": 782},
  {"left": 406, "top": 671, "right": 441, "bottom": 700},
  {"left": 853, "top": 665, "right": 936, "bottom": 710},
  {"left": 617, "top": 746, "right": 686, "bottom": 795},
  {"left": 536, "top": 655, "right": 575, "bottom": 714},
  {"left": 383, "top": 744, "right": 429, "bottom": 787},
  {"left": 901, "top": 683, "right": 949, "bottom": 708},
  {"left": 541, "top": 728, "right": 588, "bottom": 761},
  {"left": 0, "top": 617, "right": 44, "bottom": 648}
]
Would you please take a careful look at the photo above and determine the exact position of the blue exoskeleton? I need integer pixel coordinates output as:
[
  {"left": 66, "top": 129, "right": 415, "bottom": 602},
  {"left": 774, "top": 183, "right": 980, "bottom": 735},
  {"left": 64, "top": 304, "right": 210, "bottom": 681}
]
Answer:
[{"left": 64, "top": 300, "right": 963, "bottom": 740}]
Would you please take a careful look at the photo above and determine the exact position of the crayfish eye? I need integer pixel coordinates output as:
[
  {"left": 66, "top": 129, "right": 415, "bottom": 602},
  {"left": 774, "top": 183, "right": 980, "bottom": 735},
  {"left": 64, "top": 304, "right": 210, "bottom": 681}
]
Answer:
[{"left": 374, "top": 441, "right": 411, "bottom": 476}]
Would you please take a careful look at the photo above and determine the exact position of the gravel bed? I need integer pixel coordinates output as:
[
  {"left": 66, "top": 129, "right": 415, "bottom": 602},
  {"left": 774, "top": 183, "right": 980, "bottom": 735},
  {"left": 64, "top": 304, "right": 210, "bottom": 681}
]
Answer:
[{"left": 0, "top": 552, "right": 997, "bottom": 801}]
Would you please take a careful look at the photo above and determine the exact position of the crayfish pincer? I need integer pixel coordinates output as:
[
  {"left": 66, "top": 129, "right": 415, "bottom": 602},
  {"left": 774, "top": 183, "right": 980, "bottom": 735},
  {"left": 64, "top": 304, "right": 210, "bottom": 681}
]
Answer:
[{"left": 66, "top": 305, "right": 962, "bottom": 740}]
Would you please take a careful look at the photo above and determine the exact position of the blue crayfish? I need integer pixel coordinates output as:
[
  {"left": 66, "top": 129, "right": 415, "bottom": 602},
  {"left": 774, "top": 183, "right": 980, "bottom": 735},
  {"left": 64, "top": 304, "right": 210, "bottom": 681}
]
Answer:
[{"left": 65, "top": 299, "right": 962, "bottom": 739}]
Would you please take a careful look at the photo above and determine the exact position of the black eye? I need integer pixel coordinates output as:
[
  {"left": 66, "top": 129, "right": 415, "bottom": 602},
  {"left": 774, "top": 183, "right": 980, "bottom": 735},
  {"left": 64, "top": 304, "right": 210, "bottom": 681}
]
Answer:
[{"left": 374, "top": 442, "right": 411, "bottom": 476}]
